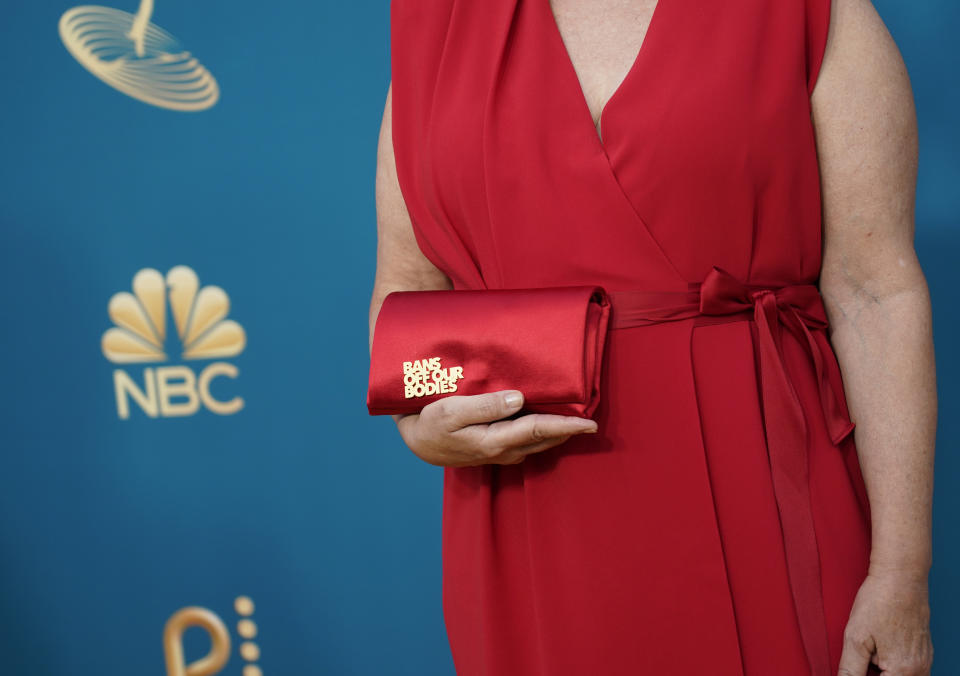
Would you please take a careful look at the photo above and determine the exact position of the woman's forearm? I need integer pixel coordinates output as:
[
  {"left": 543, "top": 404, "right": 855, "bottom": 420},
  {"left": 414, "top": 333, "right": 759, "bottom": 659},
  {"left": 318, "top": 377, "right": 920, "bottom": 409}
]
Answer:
[{"left": 821, "top": 255, "right": 936, "bottom": 578}]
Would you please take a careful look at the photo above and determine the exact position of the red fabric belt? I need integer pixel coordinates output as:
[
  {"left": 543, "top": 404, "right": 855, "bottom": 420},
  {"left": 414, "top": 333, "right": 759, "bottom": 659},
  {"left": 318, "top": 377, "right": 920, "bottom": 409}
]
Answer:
[{"left": 608, "top": 265, "right": 855, "bottom": 676}]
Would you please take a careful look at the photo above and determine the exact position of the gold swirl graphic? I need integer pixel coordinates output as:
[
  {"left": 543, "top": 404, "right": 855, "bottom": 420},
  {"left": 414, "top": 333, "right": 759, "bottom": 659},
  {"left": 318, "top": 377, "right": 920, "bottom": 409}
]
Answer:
[{"left": 58, "top": 1, "right": 219, "bottom": 111}]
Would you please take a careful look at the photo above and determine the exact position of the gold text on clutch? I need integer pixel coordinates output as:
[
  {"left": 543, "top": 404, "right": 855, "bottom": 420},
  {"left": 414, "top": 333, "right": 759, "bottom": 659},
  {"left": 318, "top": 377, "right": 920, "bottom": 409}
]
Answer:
[{"left": 404, "top": 357, "right": 464, "bottom": 398}]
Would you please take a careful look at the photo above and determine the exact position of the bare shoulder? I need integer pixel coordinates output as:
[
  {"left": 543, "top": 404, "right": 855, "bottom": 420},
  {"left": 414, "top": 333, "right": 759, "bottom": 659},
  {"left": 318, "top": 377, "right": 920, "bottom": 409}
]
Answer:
[
  {"left": 811, "top": 0, "right": 913, "bottom": 117},
  {"left": 810, "top": 0, "right": 920, "bottom": 296}
]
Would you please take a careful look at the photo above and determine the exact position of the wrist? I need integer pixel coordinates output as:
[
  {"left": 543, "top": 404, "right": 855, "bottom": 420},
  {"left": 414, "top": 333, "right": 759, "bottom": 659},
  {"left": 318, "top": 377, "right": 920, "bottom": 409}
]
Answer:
[{"left": 868, "top": 556, "right": 931, "bottom": 582}]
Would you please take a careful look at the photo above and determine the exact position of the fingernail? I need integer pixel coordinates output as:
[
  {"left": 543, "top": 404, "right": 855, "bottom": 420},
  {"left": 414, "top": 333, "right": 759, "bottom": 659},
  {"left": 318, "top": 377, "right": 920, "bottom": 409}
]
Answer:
[
  {"left": 504, "top": 391, "right": 523, "bottom": 408},
  {"left": 577, "top": 422, "right": 598, "bottom": 433}
]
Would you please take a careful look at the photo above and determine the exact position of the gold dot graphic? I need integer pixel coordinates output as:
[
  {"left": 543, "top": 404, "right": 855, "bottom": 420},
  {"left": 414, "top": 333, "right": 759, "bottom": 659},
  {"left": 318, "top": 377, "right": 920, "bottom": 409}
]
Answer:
[
  {"left": 238, "top": 618, "right": 258, "bottom": 639},
  {"left": 240, "top": 642, "right": 261, "bottom": 661},
  {"left": 243, "top": 666, "right": 263, "bottom": 676},
  {"left": 234, "top": 596, "right": 255, "bottom": 616}
]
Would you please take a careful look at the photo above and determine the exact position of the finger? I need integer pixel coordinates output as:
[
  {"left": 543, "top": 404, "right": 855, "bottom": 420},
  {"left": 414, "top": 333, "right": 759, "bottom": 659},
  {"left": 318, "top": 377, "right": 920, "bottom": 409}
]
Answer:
[
  {"left": 426, "top": 390, "right": 526, "bottom": 430},
  {"left": 838, "top": 631, "right": 875, "bottom": 676},
  {"left": 482, "top": 412, "right": 597, "bottom": 449},
  {"left": 395, "top": 412, "right": 420, "bottom": 445},
  {"left": 491, "top": 434, "right": 574, "bottom": 464}
]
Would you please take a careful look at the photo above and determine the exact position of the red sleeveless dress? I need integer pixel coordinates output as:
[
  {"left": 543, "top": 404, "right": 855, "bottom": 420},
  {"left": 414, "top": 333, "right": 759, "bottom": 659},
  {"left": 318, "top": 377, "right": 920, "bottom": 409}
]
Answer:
[{"left": 390, "top": 1, "right": 873, "bottom": 674}]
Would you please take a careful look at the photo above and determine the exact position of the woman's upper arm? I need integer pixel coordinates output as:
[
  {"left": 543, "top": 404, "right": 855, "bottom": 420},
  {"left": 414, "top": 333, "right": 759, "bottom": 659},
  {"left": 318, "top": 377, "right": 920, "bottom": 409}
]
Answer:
[
  {"left": 811, "top": 0, "right": 922, "bottom": 301},
  {"left": 373, "top": 81, "right": 452, "bottom": 295},
  {"left": 371, "top": 81, "right": 452, "bottom": 351}
]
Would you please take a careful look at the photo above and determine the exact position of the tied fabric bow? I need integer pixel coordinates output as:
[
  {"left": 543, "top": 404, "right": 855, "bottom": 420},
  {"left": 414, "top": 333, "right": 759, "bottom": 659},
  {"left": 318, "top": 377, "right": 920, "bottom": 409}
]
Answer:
[
  {"left": 699, "top": 264, "right": 856, "bottom": 676},
  {"left": 699, "top": 265, "right": 855, "bottom": 447},
  {"left": 609, "top": 264, "right": 857, "bottom": 676}
]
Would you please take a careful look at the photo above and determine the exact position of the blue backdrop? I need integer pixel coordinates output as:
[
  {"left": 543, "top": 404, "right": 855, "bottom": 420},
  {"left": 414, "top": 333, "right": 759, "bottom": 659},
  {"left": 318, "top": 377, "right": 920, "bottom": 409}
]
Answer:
[{"left": 0, "top": 1, "right": 956, "bottom": 674}]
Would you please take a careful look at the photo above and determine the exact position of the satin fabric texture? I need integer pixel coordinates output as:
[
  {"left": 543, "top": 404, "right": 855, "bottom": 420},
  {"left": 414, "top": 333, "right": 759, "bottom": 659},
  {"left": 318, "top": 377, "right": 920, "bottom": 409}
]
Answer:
[{"left": 367, "top": 285, "right": 610, "bottom": 417}]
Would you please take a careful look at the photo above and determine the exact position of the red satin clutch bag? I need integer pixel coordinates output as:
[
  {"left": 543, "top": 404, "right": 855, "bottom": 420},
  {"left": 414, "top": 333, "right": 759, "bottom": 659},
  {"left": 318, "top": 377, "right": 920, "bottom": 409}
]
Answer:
[{"left": 366, "top": 286, "right": 611, "bottom": 417}]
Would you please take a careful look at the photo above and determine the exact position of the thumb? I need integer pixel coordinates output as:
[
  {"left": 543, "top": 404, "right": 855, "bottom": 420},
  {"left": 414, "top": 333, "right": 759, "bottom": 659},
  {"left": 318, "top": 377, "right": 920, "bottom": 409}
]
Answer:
[
  {"left": 432, "top": 389, "right": 525, "bottom": 428},
  {"left": 837, "top": 632, "right": 875, "bottom": 676}
]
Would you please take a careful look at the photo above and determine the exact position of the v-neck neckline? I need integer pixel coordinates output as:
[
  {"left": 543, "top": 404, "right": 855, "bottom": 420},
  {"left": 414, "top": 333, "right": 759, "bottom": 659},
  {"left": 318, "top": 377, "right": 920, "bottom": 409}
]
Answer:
[{"left": 543, "top": 0, "right": 664, "bottom": 148}]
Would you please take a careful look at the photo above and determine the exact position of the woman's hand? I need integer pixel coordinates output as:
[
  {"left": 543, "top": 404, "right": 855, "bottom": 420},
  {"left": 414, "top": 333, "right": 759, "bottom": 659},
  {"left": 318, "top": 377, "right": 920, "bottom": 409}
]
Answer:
[
  {"left": 838, "top": 568, "right": 933, "bottom": 675},
  {"left": 394, "top": 390, "right": 598, "bottom": 467}
]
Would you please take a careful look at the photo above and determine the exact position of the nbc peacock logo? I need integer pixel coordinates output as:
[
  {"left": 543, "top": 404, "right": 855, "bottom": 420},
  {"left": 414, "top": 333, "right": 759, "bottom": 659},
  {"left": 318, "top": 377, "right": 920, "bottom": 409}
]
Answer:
[{"left": 102, "top": 265, "right": 246, "bottom": 419}]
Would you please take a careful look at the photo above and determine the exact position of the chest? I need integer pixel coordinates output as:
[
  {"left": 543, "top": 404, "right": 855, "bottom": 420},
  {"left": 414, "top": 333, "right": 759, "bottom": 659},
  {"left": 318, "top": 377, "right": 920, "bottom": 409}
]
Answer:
[
  {"left": 547, "top": 0, "right": 660, "bottom": 132},
  {"left": 409, "top": 0, "right": 819, "bottom": 284}
]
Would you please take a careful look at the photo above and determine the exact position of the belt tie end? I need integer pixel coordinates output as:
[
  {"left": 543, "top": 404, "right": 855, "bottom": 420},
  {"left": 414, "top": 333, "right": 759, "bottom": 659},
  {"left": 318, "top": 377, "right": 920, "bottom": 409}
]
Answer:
[{"left": 610, "top": 264, "right": 858, "bottom": 676}]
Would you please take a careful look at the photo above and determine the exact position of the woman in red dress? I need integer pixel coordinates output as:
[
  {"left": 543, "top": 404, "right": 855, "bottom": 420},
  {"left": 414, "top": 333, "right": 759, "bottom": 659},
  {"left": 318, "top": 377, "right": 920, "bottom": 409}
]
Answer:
[{"left": 369, "top": 0, "right": 936, "bottom": 673}]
